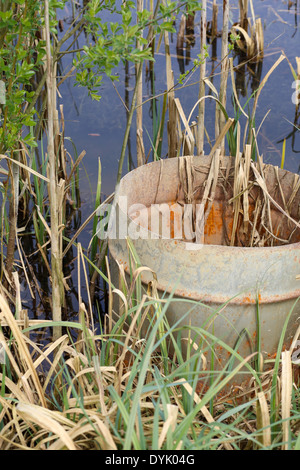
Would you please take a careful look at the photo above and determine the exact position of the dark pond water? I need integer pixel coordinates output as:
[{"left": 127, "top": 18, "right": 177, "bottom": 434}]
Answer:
[
  {"left": 19, "top": 0, "right": 300, "bottom": 326},
  {"left": 58, "top": 0, "right": 300, "bottom": 202}
]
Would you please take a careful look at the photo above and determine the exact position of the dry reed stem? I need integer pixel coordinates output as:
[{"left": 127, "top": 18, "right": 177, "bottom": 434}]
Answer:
[
  {"left": 158, "top": 404, "right": 178, "bottom": 449},
  {"left": 77, "top": 243, "right": 94, "bottom": 331},
  {"left": 16, "top": 402, "right": 77, "bottom": 450},
  {"left": 233, "top": 0, "right": 264, "bottom": 61},
  {"left": 255, "top": 18, "right": 264, "bottom": 58},
  {"left": 249, "top": 197, "right": 262, "bottom": 247},
  {"left": 201, "top": 148, "right": 221, "bottom": 226},
  {"left": 0, "top": 294, "right": 47, "bottom": 407},
  {"left": 45, "top": 0, "right": 62, "bottom": 340},
  {"left": 114, "top": 295, "right": 149, "bottom": 395},
  {"left": 0, "top": 154, "right": 50, "bottom": 182},
  {"left": 281, "top": 350, "right": 293, "bottom": 450},
  {"left": 92, "top": 355, "right": 108, "bottom": 416},
  {"left": 176, "top": 14, "right": 185, "bottom": 52},
  {"left": 64, "top": 413, "right": 117, "bottom": 450},
  {"left": 16, "top": 236, "right": 34, "bottom": 299},
  {"left": 175, "top": 98, "right": 195, "bottom": 154},
  {"left": 179, "top": 155, "right": 195, "bottom": 233},
  {"left": 231, "top": 123, "right": 241, "bottom": 246},
  {"left": 242, "top": 144, "right": 252, "bottom": 233},
  {"left": 229, "top": 57, "right": 248, "bottom": 118},
  {"left": 249, "top": 54, "right": 285, "bottom": 136},
  {"left": 212, "top": 0, "right": 218, "bottom": 38},
  {"left": 208, "top": 117, "right": 234, "bottom": 159},
  {"left": 197, "top": 0, "right": 206, "bottom": 155},
  {"left": 256, "top": 391, "right": 271, "bottom": 448},
  {"left": 162, "top": 0, "right": 177, "bottom": 158},
  {"left": 233, "top": 24, "right": 254, "bottom": 57},
  {"left": 136, "top": 0, "right": 145, "bottom": 167},
  {"left": 38, "top": 336, "right": 70, "bottom": 392},
  {"left": 251, "top": 162, "right": 300, "bottom": 231},
  {"left": 239, "top": 0, "right": 248, "bottom": 31},
  {"left": 65, "top": 149, "right": 86, "bottom": 186},
  {"left": 287, "top": 174, "right": 300, "bottom": 213},
  {"left": 216, "top": 0, "right": 230, "bottom": 154},
  {"left": 12, "top": 272, "right": 21, "bottom": 320}
]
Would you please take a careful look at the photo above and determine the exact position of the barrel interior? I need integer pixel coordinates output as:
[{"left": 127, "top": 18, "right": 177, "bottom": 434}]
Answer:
[{"left": 123, "top": 156, "right": 300, "bottom": 247}]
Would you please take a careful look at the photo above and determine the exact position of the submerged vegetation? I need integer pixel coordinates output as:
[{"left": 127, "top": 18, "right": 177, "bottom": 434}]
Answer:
[{"left": 0, "top": 0, "right": 299, "bottom": 450}]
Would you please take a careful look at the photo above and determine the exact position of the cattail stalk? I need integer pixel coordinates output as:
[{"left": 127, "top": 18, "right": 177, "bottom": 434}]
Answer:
[
  {"left": 197, "top": 0, "right": 207, "bottom": 155},
  {"left": 216, "top": 0, "right": 230, "bottom": 155},
  {"left": 45, "top": 0, "right": 63, "bottom": 340},
  {"left": 162, "top": 0, "right": 177, "bottom": 158},
  {"left": 136, "top": 0, "right": 145, "bottom": 166},
  {"left": 239, "top": 0, "right": 248, "bottom": 31},
  {"left": 212, "top": 0, "right": 218, "bottom": 38}
]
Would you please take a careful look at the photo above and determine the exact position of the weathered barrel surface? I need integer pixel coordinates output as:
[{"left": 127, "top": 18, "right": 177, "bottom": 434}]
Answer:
[{"left": 109, "top": 155, "right": 300, "bottom": 378}]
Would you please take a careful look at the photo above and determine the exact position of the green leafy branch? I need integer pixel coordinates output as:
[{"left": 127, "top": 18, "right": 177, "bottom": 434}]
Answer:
[{"left": 74, "top": 0, "right": 202, "bottom": 101}]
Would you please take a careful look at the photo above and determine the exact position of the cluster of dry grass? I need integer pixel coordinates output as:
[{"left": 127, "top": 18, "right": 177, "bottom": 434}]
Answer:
[{"left": 0, "top": 268, "right": 299, "bottom": 450}]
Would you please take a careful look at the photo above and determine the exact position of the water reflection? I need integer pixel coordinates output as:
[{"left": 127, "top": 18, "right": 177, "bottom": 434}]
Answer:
[
  {"left": 185, "top": 12, "right": 196, "bottom": 67},
  {"left": 176, "top": 13, "right": 196, "bottom": 75},
  {"left": 289, "top": 0, "right": 299, "bottom": 35},
  {"left": 234, "top": 54, "right": 263, "bottom": 99},
  {"left": 277, "top": 105, "right": 300, "bottom": 156}
]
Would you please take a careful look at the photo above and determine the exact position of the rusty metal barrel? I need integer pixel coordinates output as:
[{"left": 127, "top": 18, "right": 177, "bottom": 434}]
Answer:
[{"left": 108, "top": 155, "right": 300, "bottom": 384}]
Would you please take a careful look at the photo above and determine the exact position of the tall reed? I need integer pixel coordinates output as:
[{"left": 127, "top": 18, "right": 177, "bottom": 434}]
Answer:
[
  {"left": 197, "top": 0, "right": 207, "bottom": 155},
  {"left": 45, "top": 0, "right": 63, "bottom": 339},
  {"left": 136, "top": 0, "right": 145, "bottom": 166},
  {"left": 216, "top": 0, "right": 230, "bottom": 155}
]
